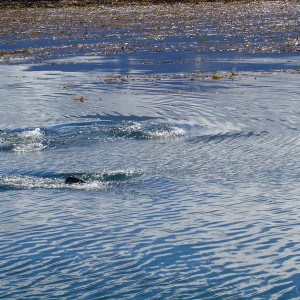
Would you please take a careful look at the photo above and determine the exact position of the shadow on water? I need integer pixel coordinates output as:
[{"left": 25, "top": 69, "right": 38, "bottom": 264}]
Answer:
[
  {"left": 187, "top": 130, "right": 269, "bottom": 144},
  {"left": 25, "top": 52, "right": 300, "bottom": 74}
]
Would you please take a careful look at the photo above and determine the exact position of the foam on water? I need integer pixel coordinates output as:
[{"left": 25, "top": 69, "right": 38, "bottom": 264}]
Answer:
[
  {"left": 0, "top": 128, "right": 46, "bottom": 152},
  {"left": 0, "top": 121, "right": 187, "bottom": 153},
  {"left": 0, "top": 169, "right": 144, "bottom": 192}
]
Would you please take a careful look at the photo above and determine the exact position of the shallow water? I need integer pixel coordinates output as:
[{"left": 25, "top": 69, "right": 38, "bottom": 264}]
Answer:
[{"left": 1, "top": 6, "right": 300, "bottom": 298}]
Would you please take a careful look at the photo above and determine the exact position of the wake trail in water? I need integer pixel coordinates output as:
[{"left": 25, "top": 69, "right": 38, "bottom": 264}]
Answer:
[
  {"left": 0, "top": 119, "right": 186, "bottom": 153},
  {"left": 0, "top": 169, "right": 144, "bottom": 191}
]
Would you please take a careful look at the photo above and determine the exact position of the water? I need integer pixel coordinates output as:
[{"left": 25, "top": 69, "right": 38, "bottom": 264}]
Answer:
[{"left": 1, "top": 4, "right": 300, "bottom": 299}]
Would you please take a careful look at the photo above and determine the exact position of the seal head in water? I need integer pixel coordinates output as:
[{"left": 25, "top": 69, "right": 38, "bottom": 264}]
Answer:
[{"left": 65, "top": 176, "right": 86, "bottom": 184}]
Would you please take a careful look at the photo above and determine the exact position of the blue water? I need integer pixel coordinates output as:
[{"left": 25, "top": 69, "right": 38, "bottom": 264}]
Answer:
[{"left": 1, "top": 41, "right": 300, "bottom": 299}]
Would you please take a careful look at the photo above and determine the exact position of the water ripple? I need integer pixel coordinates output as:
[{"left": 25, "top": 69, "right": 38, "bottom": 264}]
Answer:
[
  {"left": 0, "top": 120, "right": 186, "bottom": 153},
  {"left": 1, "top": 187, "right": 300, "bottom": 299},
  {"left": 1, "top": 23, "right": 300, "bottom": 298},
  {"left": 0, "top": 169, "right": 145, "bottom": 191}
]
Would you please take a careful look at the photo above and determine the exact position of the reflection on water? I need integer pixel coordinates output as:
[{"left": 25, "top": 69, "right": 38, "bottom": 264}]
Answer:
[{"left": 1, "top": 22, "right": 300, "bottom": 300}]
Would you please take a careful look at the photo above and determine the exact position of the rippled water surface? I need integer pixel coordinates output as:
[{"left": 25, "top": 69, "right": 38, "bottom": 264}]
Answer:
[{"left": 1, "top": 3, "right": 300, "bottom": 299}]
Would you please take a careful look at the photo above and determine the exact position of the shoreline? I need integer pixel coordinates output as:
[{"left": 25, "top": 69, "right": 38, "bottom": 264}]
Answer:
[{"left": 1, "top": 0, "right": 300, "bottom": 8}]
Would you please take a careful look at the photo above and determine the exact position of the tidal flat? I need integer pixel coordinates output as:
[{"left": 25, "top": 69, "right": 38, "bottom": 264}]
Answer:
[
  {"left": 1, "top": 1, "right": 300, "bottom": 299},
  {"left": 1, "top": 1, "right": 299, "bottom": 61}
]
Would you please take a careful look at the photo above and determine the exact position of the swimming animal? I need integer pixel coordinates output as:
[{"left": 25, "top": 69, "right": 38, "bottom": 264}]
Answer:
[{"left": 65, "top": 176, "right": 86, "bottom": 184}]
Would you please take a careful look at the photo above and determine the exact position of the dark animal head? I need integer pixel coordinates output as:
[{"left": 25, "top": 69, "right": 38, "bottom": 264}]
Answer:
[{"left": 65, "top": 176, "right": 86, "bottom": 184}]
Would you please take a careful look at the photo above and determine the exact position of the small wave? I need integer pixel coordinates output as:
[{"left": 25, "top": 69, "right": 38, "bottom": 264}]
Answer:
[
  {"left": 0, "top": 128, "right": 47, "bottom": 152},
  {"left": 84, "top": 169, "right": 141, "bottom": 182},
  {"left": 107, "top": 122, "right": 186, "bottom": 140},
  {"left": 0, "top": 170, "right": 142, "bottom": 192},
  {"left": 0, "top": 121, "right": 186, "bottom": 153},
  {"left": 54, "top": 120, "right": 186, "bottom": 140},
  {"left": 0, "top": 175, "right": 109, "bottom": 191}
]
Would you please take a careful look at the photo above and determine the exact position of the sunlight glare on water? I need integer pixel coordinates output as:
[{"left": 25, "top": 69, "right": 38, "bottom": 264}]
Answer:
[
  {"left": 1, "top": 2, "right": 300, "bottom": 299},
  {"left": 1, "top": 52, "right": 300, "bottom": 299}
]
